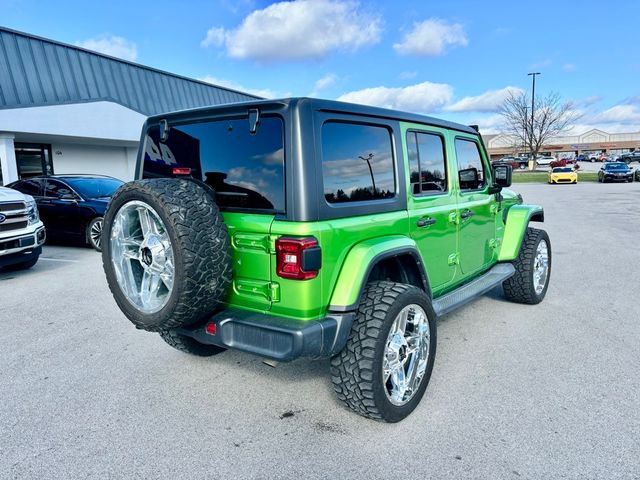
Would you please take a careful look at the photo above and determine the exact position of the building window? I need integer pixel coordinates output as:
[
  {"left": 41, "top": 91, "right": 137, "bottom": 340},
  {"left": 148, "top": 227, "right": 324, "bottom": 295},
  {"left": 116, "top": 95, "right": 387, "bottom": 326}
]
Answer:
[
  {"left": 455, "top": 138, "right": 486, "bottom": 191},
  {"left": 15, "top": 143, "right": 54, "bottom": 179},
  {"left": 407, "top": 131, "right": 447, "bottom": 195},
  {"left": 322, "top": 122, "right": 395, "bottom": 204}
]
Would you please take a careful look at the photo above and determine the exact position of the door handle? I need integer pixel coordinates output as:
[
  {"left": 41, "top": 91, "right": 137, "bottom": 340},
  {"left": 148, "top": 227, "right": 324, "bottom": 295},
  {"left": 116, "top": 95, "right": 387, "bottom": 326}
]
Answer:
[
  {"left": 417, "top": 217, "right": 437, "bottom": 228},
  {"left": 460, "top": 210, "right": 475, "bottom": 220}
]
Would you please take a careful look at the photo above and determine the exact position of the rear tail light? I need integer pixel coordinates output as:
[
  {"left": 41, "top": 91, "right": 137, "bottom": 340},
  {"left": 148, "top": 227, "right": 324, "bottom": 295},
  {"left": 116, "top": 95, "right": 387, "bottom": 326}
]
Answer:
[
  {"left": 276, "top": 237, "right": 321, "bottom": 280},
  {"left": 172, "top": 167, "right": 192, "bottom": 175}
]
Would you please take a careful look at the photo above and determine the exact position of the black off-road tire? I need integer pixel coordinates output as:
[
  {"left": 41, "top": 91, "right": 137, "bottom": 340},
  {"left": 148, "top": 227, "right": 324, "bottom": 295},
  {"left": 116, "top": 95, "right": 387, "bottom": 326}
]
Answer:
[
  {"left": 330, "top": 281, "right": 437, "bottom": 423},
  {"left": 159, "top": 330, "right": 226, "bottom": 357},
  {"left": 102, "top": 178, "right": 232, "bottom": 332},
  {"left": 503, "top": 227, "right": 551, "bottom": 305}
]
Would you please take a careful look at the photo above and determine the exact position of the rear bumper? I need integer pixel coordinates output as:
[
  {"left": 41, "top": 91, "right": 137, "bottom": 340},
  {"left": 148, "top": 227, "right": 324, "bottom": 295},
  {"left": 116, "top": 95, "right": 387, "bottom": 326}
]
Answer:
[{"left": 176, "top": 309, "right": 355, "bottom": 362}]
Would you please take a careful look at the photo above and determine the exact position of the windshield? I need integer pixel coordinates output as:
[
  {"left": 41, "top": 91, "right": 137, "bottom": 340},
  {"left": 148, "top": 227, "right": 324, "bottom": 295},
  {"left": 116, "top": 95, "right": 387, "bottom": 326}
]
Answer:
[
  {"left": 606, "top": 163, "right": 627, "bottom": 170},
  {"left": 553, "top": 167, "right": 572, "bottom": 173},
  {"left": 143, "top": 116, "right": 285, "bottom": 212},
  {"left": 65, "top": 177, "right": 123, "bottom": 198}
]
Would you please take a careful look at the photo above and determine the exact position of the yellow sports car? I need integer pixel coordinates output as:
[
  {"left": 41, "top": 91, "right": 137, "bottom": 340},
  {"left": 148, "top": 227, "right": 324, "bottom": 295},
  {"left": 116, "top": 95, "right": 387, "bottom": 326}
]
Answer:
[{"left": 548, "top": 167, "right": 578, "bottom": 184}]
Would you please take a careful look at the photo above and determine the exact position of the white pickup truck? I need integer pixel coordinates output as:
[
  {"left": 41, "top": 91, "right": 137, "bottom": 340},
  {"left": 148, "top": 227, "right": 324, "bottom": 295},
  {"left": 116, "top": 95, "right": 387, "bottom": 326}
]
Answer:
[{"left": 0, "top": 186, "right": 46, "bottom": 270}]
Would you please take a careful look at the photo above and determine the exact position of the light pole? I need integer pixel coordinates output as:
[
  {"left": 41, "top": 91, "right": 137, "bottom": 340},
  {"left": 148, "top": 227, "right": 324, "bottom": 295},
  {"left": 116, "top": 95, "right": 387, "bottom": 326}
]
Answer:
[
  {"left": 359, "top": 153, "right": 376, "bottom": 194},
  {"left": 528, "top": 72, "right": 540, "bottom": 161}
]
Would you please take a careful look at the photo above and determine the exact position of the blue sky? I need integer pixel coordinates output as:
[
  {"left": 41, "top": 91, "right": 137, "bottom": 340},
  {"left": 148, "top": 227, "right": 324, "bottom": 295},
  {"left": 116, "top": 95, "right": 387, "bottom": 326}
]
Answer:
[{"left": 2, "top": 0, "right": 639, "bottom": 133}]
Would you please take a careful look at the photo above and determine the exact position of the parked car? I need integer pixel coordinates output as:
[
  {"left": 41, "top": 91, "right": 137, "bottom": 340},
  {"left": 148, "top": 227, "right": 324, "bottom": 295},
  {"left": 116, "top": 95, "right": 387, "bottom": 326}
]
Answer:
[
  {"left": 535, "top": 155, "right": 554, "bottom": 166},
  {"left": 576, "top": 154, "right": 588, "bottom": 162},
  {"left": 548, "top": 167, "right": 577, "bottom": 184},
  {"left": 492, "top": 157, "right": 526, "bottom": 170},
  {"left": 620, "top": 151, "right": 640, "bottom": 164},
  {"left": 8, "top": 175, "right": 123, "bottom": 251},
  {"left": 635, "top": 168, "right": 640, "bottom": 182},
  {"left": 550, "top": 159, "right": 568, "bottom": 168},
  {"left": 598, "top": 162, "right": 634, "bottom": 183},
  {"left": 0, "top": 186, "right": 46, "bottom": 270},
  {"left": 100, "top": 97, "right": 550, "bottom": 422}
]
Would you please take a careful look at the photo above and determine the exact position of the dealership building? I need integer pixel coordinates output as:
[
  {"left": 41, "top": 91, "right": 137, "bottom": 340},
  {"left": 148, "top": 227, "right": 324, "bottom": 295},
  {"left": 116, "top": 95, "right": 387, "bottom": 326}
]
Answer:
[
  {"left": 484, "top": 129, "right": 640, "bottom": 160},
  {"left": 0, "top": 26, "right": 257, "bottom": 186}
]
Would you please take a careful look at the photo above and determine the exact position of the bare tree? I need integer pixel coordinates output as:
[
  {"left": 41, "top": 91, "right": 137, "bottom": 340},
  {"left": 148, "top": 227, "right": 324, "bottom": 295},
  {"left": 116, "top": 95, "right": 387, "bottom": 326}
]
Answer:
[{"left": 500, "top": 91, "right": 580, "bottom": 167}]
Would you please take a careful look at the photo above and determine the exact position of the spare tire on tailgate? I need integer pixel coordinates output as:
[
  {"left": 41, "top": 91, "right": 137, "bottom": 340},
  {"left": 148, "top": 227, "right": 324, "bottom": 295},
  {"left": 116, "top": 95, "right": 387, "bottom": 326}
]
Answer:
[{"left": 102, "top": 178, "right": 232, "bottom": 332}]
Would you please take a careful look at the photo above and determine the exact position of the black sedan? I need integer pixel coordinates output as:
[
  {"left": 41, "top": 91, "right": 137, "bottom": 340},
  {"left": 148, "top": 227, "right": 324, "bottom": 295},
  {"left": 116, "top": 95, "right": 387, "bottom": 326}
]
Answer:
[
  {"left": 8, "top": 175, "right": 123, "bottom": 251},
  {"left": 598, "top": 163, "right": 634, "bottom": 183}
]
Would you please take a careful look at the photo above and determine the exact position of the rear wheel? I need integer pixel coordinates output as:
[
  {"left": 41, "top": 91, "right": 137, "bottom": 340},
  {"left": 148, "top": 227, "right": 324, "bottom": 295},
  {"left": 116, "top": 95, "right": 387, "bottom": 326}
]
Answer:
[
  {"left": 87, "top": 217, "right": 103, "bottom": 251},
  {"left": 503, "top": 227, "right": 551, "bottom": 305},
  {"left": 102, "top": 179, "right": 232, "bottom": 332},
  {"left": 330, "top": 281, "right": 437, "bottom": 422}
]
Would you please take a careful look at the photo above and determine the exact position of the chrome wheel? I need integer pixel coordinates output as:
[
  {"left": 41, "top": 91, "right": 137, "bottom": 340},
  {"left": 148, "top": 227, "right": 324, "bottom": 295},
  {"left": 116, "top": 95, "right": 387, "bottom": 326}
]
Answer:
[
  {"left": 89, "top": 218, "right": 103, "bottom": 250},
  {"left": 383, "top": 304, "right": 431, "bottom": 406},
  {"left": 533, "top": 240, "right": 549, "bottom": 295},
  {"left": 109, "top": 201, "right": 174, "bottom": 314}
]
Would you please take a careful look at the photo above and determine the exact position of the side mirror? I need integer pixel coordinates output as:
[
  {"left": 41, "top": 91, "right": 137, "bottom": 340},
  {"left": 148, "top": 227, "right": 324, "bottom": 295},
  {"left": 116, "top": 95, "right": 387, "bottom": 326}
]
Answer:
[
  {"left": 493, "top": 164, "right": 512, "bottom": 188},
  {"left": 458, "top": 167, "right": 480, "bottom": 190}
]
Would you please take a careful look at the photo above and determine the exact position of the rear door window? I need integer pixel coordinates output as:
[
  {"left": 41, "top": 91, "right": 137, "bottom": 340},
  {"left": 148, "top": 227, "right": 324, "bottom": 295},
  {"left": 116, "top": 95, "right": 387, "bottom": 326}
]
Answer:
[
  {"left": 321, "top": 122, "right": 395, "bottom": 203},
  {"left": 12, "top": 179, "right": 43, "bottom": 197},
  {"left": 143, "top": 116, "right": 285, "bottom": 212}
]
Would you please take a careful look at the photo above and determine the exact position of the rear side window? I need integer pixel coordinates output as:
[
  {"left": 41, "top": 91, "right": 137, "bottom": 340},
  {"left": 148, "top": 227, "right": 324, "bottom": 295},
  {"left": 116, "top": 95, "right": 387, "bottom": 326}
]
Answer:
[
  {"left": 12, "top": 179, "right": 43, "bottom": 196},
  {"left": 455, "top": 138, "right": 486, "bottom": 191},
  {"left": 143, "top": 116, "right": 285, "bottom": 212},
  {"left": 322, "top": 122, "right": 395, "bottom": 203},
  {"left": 407, "top": 131, "right": 447, "bottom": 195}
]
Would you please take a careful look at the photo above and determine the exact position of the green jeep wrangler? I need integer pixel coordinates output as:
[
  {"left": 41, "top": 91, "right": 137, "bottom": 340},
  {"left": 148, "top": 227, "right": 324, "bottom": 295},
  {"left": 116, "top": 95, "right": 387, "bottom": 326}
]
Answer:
[{"left": 102, "top": 98, "right": 550, "bottom": 422}]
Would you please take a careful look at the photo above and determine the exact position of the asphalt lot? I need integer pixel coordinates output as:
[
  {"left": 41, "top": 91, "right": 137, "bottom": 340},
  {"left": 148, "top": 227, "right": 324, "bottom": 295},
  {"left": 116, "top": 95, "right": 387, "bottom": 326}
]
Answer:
[{"left": 2, "top": 182, "right": 639, "bottom": 479}]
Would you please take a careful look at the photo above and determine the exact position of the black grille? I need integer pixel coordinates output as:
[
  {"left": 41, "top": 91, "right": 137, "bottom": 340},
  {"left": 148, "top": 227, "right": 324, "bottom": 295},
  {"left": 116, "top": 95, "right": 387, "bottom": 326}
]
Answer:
[
  {"left": 0, "top": 221, "right": 28, "bottom": 232},
  {"left": 0, "top": 202, "right": 26, "bottom": 212}
]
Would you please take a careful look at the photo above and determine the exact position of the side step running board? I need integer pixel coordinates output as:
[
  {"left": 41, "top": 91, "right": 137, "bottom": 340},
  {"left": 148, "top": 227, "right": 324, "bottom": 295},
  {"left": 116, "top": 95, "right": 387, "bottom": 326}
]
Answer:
[{"left": 432, "top": 263, "right": 515, "bottom": 317}]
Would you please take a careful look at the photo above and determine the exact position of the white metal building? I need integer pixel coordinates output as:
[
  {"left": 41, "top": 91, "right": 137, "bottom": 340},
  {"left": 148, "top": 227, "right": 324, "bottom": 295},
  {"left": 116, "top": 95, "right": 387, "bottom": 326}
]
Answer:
[{"left": 0, "top": 27, "right": 257, "bottom": 186}]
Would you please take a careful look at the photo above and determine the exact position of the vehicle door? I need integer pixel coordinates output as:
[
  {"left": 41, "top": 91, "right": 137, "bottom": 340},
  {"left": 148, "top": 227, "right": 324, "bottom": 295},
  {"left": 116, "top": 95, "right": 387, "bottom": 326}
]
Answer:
[
  {"left": 41, "top": 179, "right": 85, "bottom": 238},
  {"left": 403, "top": 125, "right": 458, "bottom": 293},
  {"left": 453, "top": 135, "right": 498, "bottom": 276}
]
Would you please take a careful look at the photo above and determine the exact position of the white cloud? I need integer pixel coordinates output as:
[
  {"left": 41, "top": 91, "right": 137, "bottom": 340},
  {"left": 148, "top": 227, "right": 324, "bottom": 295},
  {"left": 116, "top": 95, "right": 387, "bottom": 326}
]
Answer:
[
  {"left": 201, "top": 27, "right": 226, "bottom": 48},
  {"left": 313, "top": 73, "right": 338, "bottom": 93},
  {"left": 445, "top": 86, "right": 524, "bottom": 113},
  {"left": 399, "top": 71, "right": 417, "bottom": 80},
  {"left": 394, "top": 18, "right": 467, "bottom": 56},
  {"left": 198, "top": 75, "right": 287, "bottom": 99},
  {"left": 562, "top": 63, "right": 576, "bottom": 72},
  {"left": 76, "top": 35, "right": 138, "bottom": 61},
  {"left": 591, "top": 104, "right": 640, "bottom": 124},
  {"left": 576, "top": 95, "right": 602, "bottom": 107},
  {"left": 202, "top": 0, "right": 381, "bottom": 62},
  {"left": 337, "top": 81, "right": 454, "bottom": 112}
]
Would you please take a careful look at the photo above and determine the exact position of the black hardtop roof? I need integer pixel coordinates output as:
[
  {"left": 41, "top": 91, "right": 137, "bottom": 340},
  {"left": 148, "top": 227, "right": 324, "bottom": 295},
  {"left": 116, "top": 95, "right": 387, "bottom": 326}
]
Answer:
[{"left": 146, "top": 97, "right": 478, "bottom": 135}]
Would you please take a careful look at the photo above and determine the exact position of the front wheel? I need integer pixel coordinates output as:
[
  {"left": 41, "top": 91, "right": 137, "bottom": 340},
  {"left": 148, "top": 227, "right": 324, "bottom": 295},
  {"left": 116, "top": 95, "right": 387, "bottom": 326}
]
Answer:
[
  {"left": 330, "top": 281, "right": 437, "bottom": 422},
  {"left": 503, "top": 227, "right": 551, "bottom": 305},
  {"left": 87, "top": 217, "right": 103, "bottom": 251}
]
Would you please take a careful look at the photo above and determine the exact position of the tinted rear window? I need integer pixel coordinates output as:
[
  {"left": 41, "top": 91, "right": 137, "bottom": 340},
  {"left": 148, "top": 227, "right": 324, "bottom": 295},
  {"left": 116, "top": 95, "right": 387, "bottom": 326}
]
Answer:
[
  {"left": 143, "top": 116, "right": 285, "bottom": 212},
  {"left": 321, "top": 122, "right": 395, "bottom": 204}
]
